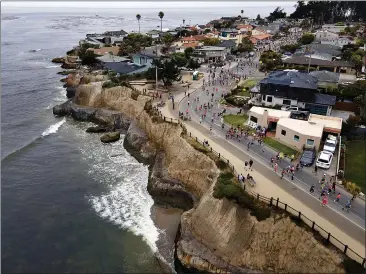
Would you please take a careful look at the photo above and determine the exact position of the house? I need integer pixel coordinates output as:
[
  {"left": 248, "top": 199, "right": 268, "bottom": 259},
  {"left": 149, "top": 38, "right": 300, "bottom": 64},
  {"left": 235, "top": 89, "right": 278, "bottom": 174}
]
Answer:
[
  {"left": 275, "top": 118, "right": 324, "bottom": 151},
  {"left": 180, "top": 35, "right": 206, "bottom": 44},
  {"left": 282, "top": 56, "right": 356, "bottom": 74},
  {"left": 87, "top": 46, "right": 120, "bottom": 56},
  {"left": 315, "top": 30, "right": 339, "bottom": 42},
  {"left": 218, "top": 40, "right": 237, "bottom": 54},
  {"left": 132, "top": 45, "right": 165, "bottom": 67},
  {"left": 175, "top": 42, "right": 199, "bottom": 53},
  {"left": 252, "top": 27, "right": 267, "bottom": 36},
  {"left": 295, "top": 44, "right": 342, "bottom": 60},
  {"left": 103, "top": 29, "right": 128, "bottom": 37},
  {"left": 220, "top": 29, "right": 239, "bottom": 39},
  {"left": 257, "top": 71, "right": 336, "bottom": 115},
  {"left": 96, "top": 54, "right": 130, "bottom": 63},
  {"left": 247, "top": 106, "right": 291, "bottom": 130},
  {"left": 309, "top": 70, "right": 340, "bottom": 89},
  {"left": 236, "top": 24, "right": 253, "bottom": 33},
  {"left": 320, "top": 37, "right": 355, "bottom": 47},
  {"left": 191, "top": 46, "right": 226, "bottom": 63},
  {"left": 248, "top": 106, "right": 342, "bottom": 151},
  {"left": 251, "top": 33, "right": 272, "bottom": 43},
  {"left": 146, "top": 30, "right": 161, "bottom": 39},
  {"left": 322, "top": 24, "right": 351, "bottom": 34},
  {"left": 103, "top": 62, "right": 148, "bottom": 75}
]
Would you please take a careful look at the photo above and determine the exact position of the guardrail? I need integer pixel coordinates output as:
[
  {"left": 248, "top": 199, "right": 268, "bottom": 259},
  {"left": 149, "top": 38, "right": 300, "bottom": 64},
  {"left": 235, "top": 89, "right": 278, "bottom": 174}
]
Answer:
[{"left": 152, "top": 109, "right": 365, "bottom": 268}]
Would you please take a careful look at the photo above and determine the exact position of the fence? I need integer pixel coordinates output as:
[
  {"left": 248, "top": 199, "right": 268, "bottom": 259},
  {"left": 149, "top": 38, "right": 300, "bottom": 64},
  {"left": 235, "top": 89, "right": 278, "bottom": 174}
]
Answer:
[{"left": 153, "top": 109, "right": 365, "bottom": 268}]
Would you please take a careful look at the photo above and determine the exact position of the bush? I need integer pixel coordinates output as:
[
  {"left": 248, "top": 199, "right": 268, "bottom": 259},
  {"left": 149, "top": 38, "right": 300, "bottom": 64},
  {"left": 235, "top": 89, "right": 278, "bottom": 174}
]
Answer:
[
  {"left": 344, "top": 181, "right": 361, "bottom": 196},
  {"left": 216, "top": 159, "right": 229, "bottom": 170},
  {"left": 213, "top": 172, "right": 271, "bottom": 222},
  {"left": 343, "top": 258, "right": 365, "bottom": 274},
  {"left": 102, "top": 81, "right": 120, "bottom": 89}
]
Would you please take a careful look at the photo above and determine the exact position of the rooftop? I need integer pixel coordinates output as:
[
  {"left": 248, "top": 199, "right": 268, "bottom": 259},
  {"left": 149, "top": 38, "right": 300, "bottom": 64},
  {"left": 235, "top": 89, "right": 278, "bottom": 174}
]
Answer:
[
  {"left": 218, "top": 40, "right": 236, "bottom": 48},
  {"left": 314, "top": 93, "right": 337, "bottom": 106},
  {"left": 103, "top": 62, "right": 146, "bottom": 75},
  {"left": 195, "top": 46, "right": 226, "bottom": 51},
  {"left": 249, "top": 106, "right": 291, "bottom": 119},
  {"left": 278, "top": 118, "right": 324, "bottom": 137},
  {"left": 87, "top": 46, "right": 120, "bottom": 56},
  {"left": 310, "top": 70, "right": 340, "bottom": 83},
  {"left": 96, "top": 54, "right": 130, "bottom": 63},
  {"left": 260, "top": 71, "right": 318, "bottom": 90},
  {"left": 252, "top": 33, "right": 272, "bottom": 40},
  {"left": 308, "top": 114, "right": 342, "bottom": 132},
  {"left": 282, "top": 56, "right": 354, "bottom": 68}
]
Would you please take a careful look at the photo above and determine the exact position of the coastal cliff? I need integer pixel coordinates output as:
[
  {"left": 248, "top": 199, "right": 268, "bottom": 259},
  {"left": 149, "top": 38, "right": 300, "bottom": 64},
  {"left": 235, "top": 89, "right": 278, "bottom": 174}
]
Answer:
[{"left": 54, "top": 84, "right": 348, "bottom": 273}]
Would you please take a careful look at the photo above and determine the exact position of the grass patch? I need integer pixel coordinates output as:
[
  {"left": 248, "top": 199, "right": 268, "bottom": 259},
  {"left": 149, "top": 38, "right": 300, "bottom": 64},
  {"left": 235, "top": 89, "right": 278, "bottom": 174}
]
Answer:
[
  {"left": 263, "top": 137, "right": 299, "bottom": 157},
  {"left": 238, "top": 90, "right": 250, "bottom": 97},
  {"left": 223, "top": 114, "right": 248, "bottom": 127},
  {"left": 242, "top": 79, "right": 257, "bottom": 88},
  {"left": 345, "top": 140, "right": 366, "bottom": 192}
]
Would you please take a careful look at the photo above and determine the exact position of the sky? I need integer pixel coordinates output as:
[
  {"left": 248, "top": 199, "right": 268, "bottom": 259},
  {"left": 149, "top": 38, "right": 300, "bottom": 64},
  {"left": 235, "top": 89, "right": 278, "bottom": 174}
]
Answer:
[{"left": 1, "top": 1, "right": 297, "bottom": 10}]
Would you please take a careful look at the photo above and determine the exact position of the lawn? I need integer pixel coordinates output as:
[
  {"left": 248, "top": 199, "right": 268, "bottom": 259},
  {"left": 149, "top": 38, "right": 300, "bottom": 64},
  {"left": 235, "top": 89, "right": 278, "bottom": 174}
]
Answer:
[
  {"left": 238, "top": 79, "right": 258, "bottom": 97},
  {"left": 263, "top": 137, "right": 299, "bottom": 157},
  {"left": 345, "top": 140, "right": 366, "bottom": 192},
  {"left": 223, "top": 114, "right": 248, "bottom": 127}
]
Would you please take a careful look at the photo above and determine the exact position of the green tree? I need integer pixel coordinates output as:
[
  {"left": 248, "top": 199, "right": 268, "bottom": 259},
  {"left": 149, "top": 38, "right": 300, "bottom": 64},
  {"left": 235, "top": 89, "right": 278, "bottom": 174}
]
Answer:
[
  {"left": 158, "top": 11, "right": 164, "bottom": 32},
  {"left": 280, "top": 43, "right": 301, "bottom": 53},
  {"left": 136, "top": 14, "right": 141, "bottom": 34},
  {"left": 351, "top": 54, "right": 363, "bottom": 73},
  {"left": 259, "top": 50, "right": 282, "bottom": 71},
  {"left": 266, "top": 7, "right": 287, "bottom": 22},
  {"left": 118, "top": 33, "right": 152, "bottom": 56},
  {"left": 299, "top": 33, "right": 315, "bottom": 45},
  {"left": 238, "top": 37, "right": 254, "bottom": 53},
  {"left": 162, "top": 33, "right": 174, "bottom": 47},
  {"left": 187, "top": 58, "right": 200, "bottom": 69},
  {"left": 202, "top": 37, "right": 220, "bottom": 46},
  {"left": 171, "top": 52, "right": 188, "bottom": 67},
  {"left": 81, "top": 50, "right": 98, "bottom": 66},
  {"left": 184, "top": 47, "right": 194, "bottom": 59},
  {"left": 147, "top": 57, "right": 182, "bottom": 87}
]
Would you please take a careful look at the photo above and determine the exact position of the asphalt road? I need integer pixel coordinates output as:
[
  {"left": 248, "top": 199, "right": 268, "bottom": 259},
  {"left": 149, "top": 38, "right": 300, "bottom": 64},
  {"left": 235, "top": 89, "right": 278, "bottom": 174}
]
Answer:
[{"left": 178, "top": 58, "right": 366, "bottom": 236}]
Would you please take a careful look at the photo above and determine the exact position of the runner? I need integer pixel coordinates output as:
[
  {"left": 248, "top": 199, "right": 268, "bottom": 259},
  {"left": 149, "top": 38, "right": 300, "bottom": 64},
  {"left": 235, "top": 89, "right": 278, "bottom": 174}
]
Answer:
[
  {"left": 342, "top": 200, "right": 352, "bottom": 212},
  {"left": 244, "top": 161, "right": 248, "bottom": 171},
  {"left": 249, "top": 159, "right": 253, "bottom": 171},
  {"left": 321, "top": 195, "right": 328, "bottom": 207},
  {"left": 309, "top": 184, "right": 315, "bottom": 193},
  {"left": 281, "top": 168, "right": 286, "bottom": 179},
  {"left": 334, "top": 193, "right": 341, "bottom": 203},
  {"left": 274, "top": 163, "right": 278, "bottom": 173}
]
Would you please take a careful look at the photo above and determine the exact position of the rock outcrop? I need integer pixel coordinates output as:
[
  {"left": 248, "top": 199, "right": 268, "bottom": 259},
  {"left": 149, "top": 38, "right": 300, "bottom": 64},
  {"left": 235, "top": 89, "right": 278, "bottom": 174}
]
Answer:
[
  {"left": 86, "top": 126, "right": 110, "bottom": 133},
  {"left": 101, "top": 132, "right": 120, "bottom": 143},
  {"left": 51, "top": 57, "right": 65, "bottom": 63}
]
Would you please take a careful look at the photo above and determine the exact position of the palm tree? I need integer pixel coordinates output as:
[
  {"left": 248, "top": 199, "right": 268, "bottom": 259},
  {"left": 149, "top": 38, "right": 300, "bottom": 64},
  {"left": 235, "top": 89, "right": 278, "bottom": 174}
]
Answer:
[
  {"left": 136, "top": 14, "right": 141, "bottom": 33},
  {"left": 241, "top": 9, "right": 244, "bottom": 17},
  {"left": 183, "top": 19, "right": 185, "bottom": 26},
  {"left": 158, "top": 11, "right": 164, "bottom": 32}
]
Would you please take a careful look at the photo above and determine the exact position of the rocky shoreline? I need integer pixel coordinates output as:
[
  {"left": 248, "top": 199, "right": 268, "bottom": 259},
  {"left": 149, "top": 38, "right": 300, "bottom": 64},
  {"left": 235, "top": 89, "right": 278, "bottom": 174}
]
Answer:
[{"left": 53, "top": 83, "right": 351, "bottom": 274}]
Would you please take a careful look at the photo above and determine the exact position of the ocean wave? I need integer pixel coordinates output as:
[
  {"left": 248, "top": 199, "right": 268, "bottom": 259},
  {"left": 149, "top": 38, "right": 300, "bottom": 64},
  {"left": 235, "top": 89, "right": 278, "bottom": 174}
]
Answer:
[
  {"left": 1, "top": 16, "right": 20, "bottom": 21},
  {"left": 45, "top": 65, "right": 60, "bottom": 69},
  {"left": 41, "top": 118, "right": 66, "bottom": 137},
  {"left": 29, "top": 49, "right": 42, "bottom": 52},
  {"left": 75, "top": 134, "right": 160, "bottom": 252}
]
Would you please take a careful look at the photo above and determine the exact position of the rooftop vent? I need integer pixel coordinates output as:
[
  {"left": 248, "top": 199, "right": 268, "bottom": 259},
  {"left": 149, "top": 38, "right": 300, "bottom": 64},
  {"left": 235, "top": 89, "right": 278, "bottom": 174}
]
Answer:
[{"left": 290, "top": 80, "right": 294, "bottom": 84}]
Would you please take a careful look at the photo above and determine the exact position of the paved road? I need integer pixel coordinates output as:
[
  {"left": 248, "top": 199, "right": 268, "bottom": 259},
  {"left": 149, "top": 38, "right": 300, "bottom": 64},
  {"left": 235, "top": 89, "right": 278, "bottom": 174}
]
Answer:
[{"left": 177, "top": 58, "right": 366, "bottom": 234}]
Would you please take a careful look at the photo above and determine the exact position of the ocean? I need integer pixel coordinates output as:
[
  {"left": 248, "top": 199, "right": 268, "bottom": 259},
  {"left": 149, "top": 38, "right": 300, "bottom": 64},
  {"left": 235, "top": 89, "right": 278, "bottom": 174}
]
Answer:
[{"left": 1, "top": 5, "right": 294, "bottom": 273}]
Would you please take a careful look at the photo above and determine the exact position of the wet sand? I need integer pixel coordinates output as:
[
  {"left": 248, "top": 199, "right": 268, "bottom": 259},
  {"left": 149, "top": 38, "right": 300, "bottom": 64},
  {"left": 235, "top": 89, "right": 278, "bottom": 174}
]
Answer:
[{"left": 152, "top": 205, "right": 184, "bottom": 273}]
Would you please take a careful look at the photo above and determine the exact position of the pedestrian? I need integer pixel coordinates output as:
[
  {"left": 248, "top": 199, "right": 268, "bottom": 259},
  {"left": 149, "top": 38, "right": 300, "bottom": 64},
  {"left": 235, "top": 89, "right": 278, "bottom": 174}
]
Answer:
[
  {"left": 210, "top": 125, "right": 212, "bottom": 131},
  {"left": 332, "top": 181, "right": 336, "bottom": 193},
  {"left": 328, "top": 183, "right": 332, "bottom": 195},
  {"left": 187, "top": 100, "right": 190, "bottom": 107},
  {"left": 313, "top": 165, "right": 318, "bottom": 174},
  {"left": 274, "top": 163, "right": 278, "bottom": 173},
  {"left": 244, "top": 161, "right": 248, "bottom": 171},
  {"left": 342, "top": 200, "right": 352, "bottom": 212},
  {"left": 291, "top": 172, "right": 294, "bottom": 181},
  {"left": 199, "top": 117, "right": 202, "bottom": 124},
  {"left": 310, "top": 184, "right": 315, "bottom": 193},
  {"left": 321, "top": 195, "right": 328, "bottom": 207},
  {"left": 249, "top": 159, "right": 253, "bottom": 170},
  {"left": 247, "top": 142, "right": 250, "bottom": 151},
  {"left": 334, "top": 193, "right": 341, "bottom": 203},
  {"left": 281, "top": 168, "right": 286, "bottom": 179},
  {"left": 319, "top": 189, "right": 326, "bottom": 200}
]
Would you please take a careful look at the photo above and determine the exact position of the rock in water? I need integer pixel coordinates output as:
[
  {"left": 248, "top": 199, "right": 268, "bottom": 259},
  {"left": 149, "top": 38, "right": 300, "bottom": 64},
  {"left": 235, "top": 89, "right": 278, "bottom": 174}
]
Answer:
[
  {"left": 53, "top": 100, "right": 71, "bottom": 116},
  {"left": 100, "top": 132, "right": 120, "bottom": 143},
  {"left": 86, "top": 126, "right": 109, "bottom": 133},
  {"left": 66, "top": 87, "right": 77, "bottom": 98},
  {"left": 51, "top": 57, "right": 65, "bottom": 63}
]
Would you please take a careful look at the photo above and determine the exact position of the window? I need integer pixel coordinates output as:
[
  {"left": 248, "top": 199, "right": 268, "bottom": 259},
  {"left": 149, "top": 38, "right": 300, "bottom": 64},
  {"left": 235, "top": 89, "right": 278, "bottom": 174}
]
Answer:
[
  {"left": 266, "top": 96, "right": 273, "bottom": 103},
  {"left": 250, "top": 116, "right": 258, "bottom": 123},
  {"left": 281, "top": 130, "right": 286, "bottom": 136},
  {"left": 307, "top": 139, "right": 315, "bottom": 146},
  {"left": 294, "top": 135, "right": 300, "bottom": 142},
  {"left": 283, "top": 99, "right": 291, "bottom": 105}
]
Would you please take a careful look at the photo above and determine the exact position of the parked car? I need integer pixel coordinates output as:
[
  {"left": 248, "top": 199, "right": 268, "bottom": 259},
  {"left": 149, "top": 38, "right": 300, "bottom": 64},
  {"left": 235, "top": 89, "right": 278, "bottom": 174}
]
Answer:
[
  {"left": 323, "top": 138, "right": 337, "bottom": 154},
  {"left": 300, "top": 149, "right": 316, "bottom": 167},
  {"left": 316, "top": 151, "right": 333, "bottom": 169},
  {"left": 281, "top": 105, "right": 299, "bottom": 111}
]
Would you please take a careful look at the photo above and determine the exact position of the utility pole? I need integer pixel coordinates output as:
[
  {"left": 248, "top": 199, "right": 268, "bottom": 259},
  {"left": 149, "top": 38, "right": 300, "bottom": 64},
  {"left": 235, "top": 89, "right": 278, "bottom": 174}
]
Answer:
[
  {"left": 307, "top": 45, "right": 312, "bottom": 73},
  {"left": 156, "top": 26, "right": 159, "bottom": 98}
]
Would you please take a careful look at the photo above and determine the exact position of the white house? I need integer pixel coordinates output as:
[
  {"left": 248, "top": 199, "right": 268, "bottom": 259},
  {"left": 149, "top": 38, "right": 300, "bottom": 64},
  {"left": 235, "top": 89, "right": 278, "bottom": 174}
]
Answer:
[{"left": 320, "top": 37, "right": 355, "bottom": 47}]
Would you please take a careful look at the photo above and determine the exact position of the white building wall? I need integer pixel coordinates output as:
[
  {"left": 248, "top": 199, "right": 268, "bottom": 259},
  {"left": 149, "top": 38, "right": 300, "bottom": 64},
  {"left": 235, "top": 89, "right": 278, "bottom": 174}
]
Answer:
[{"left": 261, "top": 95, "right": 298, "bottom": 107}]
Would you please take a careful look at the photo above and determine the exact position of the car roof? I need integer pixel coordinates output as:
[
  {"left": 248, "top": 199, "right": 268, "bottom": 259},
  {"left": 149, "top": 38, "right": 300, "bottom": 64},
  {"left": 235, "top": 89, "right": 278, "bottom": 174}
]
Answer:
[{"left": 319, "top": 151, "right": 332, "bottom": 160}]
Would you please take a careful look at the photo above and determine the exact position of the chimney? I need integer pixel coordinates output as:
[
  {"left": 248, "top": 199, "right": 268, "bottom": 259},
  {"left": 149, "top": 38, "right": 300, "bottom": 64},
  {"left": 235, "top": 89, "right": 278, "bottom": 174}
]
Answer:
[{"left": 262, "top": 109, "right": 269, "bottom": 127}]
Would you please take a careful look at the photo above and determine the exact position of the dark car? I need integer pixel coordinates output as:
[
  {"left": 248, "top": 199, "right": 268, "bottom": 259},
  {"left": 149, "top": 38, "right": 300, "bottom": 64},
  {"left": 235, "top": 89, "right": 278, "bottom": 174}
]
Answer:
[{"left": 300, "top": 149, "right": 316, "bottom": 167}]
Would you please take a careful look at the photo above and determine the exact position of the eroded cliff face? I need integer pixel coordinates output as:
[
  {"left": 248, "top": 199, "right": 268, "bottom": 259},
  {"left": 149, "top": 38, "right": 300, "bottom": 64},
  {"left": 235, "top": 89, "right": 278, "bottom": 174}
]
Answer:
[
  {"left": 177, "top": 187, "right": 345, "bottom": 273},
  {"left": 71, "top": 85, "right": 346, "bottom": 273},
  {"left": 73, "top": 85, "right": 218, "bottom": 198}
]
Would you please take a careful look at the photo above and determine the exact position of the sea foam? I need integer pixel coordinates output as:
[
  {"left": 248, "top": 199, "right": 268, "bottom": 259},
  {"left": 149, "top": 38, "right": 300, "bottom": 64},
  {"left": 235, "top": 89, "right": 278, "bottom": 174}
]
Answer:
[{"left": 41, "top": 118, "right": 66, "bottom": 136}]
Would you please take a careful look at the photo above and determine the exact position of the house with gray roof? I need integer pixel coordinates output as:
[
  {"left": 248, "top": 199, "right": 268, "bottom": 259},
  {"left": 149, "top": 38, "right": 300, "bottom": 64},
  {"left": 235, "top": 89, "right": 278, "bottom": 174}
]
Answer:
[
  {"left": 257, "top": 71, "right": 336, "bottom": 115},
  {"left": 218, "top": 40, "right": 237, "bottom": 54},
  {"left": 309, "top": 70, "right": 340, "bottom": 89},
  {"left": 191, "top": 46, "right": 226, "bottom": 63}
]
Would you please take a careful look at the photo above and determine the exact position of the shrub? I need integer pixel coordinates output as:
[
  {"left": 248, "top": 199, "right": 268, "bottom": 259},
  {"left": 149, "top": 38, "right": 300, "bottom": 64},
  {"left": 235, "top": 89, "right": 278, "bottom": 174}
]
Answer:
[
  {"left": 215, "top": 159, "right": 229, "bottom": 170},
  {"left": 343, "top": 258, "right": 365, "bottom": 274},
  {"left": 344, "top": 181, "right": 361, "bottom": 196},
  {"left": 102, "top": 81, "right": 120, "bottom": 89}
]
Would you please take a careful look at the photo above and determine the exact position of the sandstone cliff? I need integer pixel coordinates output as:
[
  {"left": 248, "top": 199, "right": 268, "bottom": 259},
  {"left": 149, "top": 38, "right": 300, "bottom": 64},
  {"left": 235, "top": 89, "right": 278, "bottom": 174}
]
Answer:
[
  {"left": 73, "top": 85, "right": 218, "bottom": 199},
  {"left": 177, "top": 187, "right": 345, "bottom": 273},
  {"left": 62, "top": 84, "right": 347, "bottom": 273}
]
